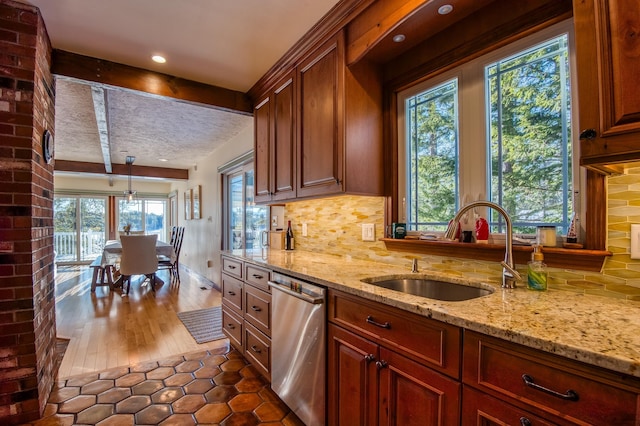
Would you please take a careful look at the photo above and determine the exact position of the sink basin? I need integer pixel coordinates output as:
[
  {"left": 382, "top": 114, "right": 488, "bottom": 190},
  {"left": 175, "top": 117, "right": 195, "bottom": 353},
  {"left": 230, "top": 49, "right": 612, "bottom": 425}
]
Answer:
[{"left": 361, "top": 276, "right": 493, "bottom": 301}]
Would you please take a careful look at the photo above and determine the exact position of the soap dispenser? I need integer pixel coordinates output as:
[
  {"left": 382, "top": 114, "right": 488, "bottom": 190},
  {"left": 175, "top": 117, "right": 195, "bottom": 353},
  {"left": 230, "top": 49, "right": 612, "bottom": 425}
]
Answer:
[{"left": 527, "top": 245, "right": 548, "bottom": 291}]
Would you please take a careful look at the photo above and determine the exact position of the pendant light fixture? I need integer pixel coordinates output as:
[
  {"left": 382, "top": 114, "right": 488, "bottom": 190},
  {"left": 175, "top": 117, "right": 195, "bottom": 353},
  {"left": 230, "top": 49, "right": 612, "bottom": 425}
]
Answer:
[{"left": 124, "top": 155, "right": 136, "bottom": 202}]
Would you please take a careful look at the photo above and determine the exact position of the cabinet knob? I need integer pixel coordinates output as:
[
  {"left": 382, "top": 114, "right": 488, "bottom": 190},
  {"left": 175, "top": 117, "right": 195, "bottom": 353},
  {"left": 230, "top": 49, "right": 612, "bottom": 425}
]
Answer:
[
  {"left": 227, "top": 291, "right": 236, "bottom": 296},
  {"left": 375, "top": 360, "right": 388, "bottom": 369},
  {"left": 364, "top": 354, "right": 375, "bottom": 363},
  {"left": 519, "top": 417, "right": 532, "bottom": 426},
  {"left": 579, "top": 128, "right": 597, "bottom": 140}
]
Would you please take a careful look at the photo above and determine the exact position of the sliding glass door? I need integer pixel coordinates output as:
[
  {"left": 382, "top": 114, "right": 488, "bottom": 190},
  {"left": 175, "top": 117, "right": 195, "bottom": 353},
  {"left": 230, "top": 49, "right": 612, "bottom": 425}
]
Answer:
[
  {"left": 54, "top": 196, "right": 107, "bottom": 264},
  {"left": 224, "top": 162, "right": 268, "bottom": 250}
]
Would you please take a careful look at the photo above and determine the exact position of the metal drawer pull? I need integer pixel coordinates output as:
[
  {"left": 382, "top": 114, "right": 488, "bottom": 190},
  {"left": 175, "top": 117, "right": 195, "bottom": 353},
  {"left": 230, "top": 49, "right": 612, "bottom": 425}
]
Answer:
[
  {"left": 366, "top": 315, "right": 391, "bottom": 329},
  {"left": 364, "top": 354, "right": 375, "bottom": 362},
  {"left": 522, "top": 374, "right": 579, "bottom": 401},
  {"left": 251, "top": 305, "right": 261, "bottom": 312},
  {"left": 226, "top": 323, "right": 235, "bottom": 329},
  {"left": 250, "top": 345, "right": 262, "bottom": 353},
  {"left": 227, "top": 265, "right": 236, "bottom": 269},
  {"left": 376, "top": 360, "right": 388, "bottom": 369},
  {"left": 227, "top": 291, "right": 236, "bottom": 296},
  {"left": 252, "top": 274, "right": 263, "bottom": 279},
  {"left": 520, "top": 417, "right": 531, "bottom": 426}
]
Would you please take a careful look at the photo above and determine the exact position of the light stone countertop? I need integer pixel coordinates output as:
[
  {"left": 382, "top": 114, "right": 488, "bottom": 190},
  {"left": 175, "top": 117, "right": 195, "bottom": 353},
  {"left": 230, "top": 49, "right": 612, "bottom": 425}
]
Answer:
[{"left": 226, "top": 249, "right": 640, "bottom": 378}]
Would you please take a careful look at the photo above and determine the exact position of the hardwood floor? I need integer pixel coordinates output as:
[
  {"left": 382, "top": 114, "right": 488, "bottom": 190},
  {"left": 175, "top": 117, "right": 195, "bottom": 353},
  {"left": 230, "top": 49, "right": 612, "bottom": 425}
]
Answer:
[{"left": 55, "top": 265, "right": 228, "bottom": 378}]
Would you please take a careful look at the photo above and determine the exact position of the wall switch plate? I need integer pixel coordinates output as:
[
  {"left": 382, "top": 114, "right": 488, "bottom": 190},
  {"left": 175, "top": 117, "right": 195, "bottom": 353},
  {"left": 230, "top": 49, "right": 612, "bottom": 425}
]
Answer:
[
  {"left": 631, "top": 224, "right": 640, "bottom": 259},
  {"left": 362, "top": 223, "right": 375, "bottom": 241},
  {"left": 302, "top": 223, "right": 308, "bottom": 237}
]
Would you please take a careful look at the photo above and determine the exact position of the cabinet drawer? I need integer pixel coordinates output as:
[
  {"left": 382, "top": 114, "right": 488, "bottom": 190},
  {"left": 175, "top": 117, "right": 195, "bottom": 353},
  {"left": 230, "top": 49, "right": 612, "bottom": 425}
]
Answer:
[
  {"left": 244, "top": 284, "right": 271, "bottom": 337},
  {"left": 222, "top": 257, "right": 243, "bottom": 279},
  {"left": 221, "top": 273, "right": 243, "bottom": 314},
  {"left": 245, "top": 264, "right": 270, "bottom": 292},
  {"left": 222, "top": 307, "right": 243, "bottom": 350},
  {"left": 244, "top": 322, "right": 271, "bottom": 380},
  {"left": 328, "top": 290, "right": 460, "bottom": 378},
  {"left": 462, "top": 385, "right": 560, "bottom": 426},
  {"left": 463, "top": 331, "right": 640, "bottom": 425}
]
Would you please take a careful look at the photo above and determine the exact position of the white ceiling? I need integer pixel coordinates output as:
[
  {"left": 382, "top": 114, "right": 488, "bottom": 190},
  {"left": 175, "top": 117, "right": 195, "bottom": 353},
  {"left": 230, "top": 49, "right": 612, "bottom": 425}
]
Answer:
[{"left": 14, "top": 0, "right": 341, "bottom": 173}]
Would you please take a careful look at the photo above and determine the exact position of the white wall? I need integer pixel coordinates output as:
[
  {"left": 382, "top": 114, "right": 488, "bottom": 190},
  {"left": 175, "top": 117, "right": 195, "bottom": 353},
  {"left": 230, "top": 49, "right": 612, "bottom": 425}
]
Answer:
[
  {"left": 55, "top": 174, "right": 173, "bottom": 193},
  {"left": 173, "top": 123, "right": 254, "bottom": 284}
]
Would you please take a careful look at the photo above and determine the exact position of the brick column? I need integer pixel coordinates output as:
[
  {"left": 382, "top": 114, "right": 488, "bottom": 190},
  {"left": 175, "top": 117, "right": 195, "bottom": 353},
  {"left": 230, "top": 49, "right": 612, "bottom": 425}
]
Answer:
[{"left": 0, "top": 0, "right": 57, "bottom": 423}]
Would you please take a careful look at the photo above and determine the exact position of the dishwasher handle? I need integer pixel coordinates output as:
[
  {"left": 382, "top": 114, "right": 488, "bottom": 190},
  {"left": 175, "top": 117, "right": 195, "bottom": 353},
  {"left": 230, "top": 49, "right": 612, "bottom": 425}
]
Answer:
[{"left": 268, "top": 281, "right": 324, "bottom": 304}]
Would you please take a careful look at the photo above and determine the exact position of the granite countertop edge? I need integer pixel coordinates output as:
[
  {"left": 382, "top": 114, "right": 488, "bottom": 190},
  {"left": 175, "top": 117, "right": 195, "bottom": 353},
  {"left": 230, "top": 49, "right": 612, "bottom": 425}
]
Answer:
[{"left": 224, "top": 249, "right": 640, "bottom": 379}]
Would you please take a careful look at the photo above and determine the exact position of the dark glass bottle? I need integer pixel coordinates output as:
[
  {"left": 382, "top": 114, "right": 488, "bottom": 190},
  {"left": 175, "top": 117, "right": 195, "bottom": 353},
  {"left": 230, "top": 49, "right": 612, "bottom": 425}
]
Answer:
[{"left": 285, "top": 220, "right": 294, "bottom": 250}]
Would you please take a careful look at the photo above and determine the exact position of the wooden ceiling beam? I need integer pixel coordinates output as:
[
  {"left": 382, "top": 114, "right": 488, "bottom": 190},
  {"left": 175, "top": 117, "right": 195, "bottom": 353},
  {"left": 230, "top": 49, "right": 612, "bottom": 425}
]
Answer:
[
  {"left": 55, "top": 160, "right": 189, "bottom": 180},
  {"left": 52, "top": 49, "right": 253, "bottom": 115},
  {"left": 90, "top": 86, "right": 113, "bottom": 173}
]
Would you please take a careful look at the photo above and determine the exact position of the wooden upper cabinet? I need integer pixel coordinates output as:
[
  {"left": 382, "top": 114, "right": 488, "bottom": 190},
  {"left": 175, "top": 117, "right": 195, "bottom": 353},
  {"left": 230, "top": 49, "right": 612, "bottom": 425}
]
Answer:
[
  {"left": 272, "top": 74, "right": 296, "bottom": 201},
  {"left": 254, "top": 95, "right": 271, "bottom": 202},
  {"left": 254, "top": 72, "right": 296, "bottom": 203},
  {"left": 297, "top": 33, "right": 345, "bottom": 198},
  {"left": 574, "top": 0, "right": 640, "bottom": 173},
  {"left": 253, "top": 29, "right": 384, "bottom": 203}
]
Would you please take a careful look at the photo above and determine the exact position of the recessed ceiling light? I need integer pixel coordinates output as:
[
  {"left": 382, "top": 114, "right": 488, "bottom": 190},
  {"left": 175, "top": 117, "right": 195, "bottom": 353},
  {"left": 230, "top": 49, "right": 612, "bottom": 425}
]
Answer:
[
  {"left": 152, "top": 55, "right": 166, "bottom": 64},
  {"left": 438, "top": 4, "right": 453, "bottom": 15},
  {"left": 392, "top": 34, "right": 406, "bottom": 43},
  {"left": 158, "top": 158, "right": 168, "bottom": 162}
]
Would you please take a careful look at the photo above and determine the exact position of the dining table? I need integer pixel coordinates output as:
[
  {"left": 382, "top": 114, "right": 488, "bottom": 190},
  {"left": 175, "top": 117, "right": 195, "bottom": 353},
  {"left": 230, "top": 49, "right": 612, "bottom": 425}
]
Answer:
[{"left": 101, "top": 239, "right": 176, "bottom": 287}]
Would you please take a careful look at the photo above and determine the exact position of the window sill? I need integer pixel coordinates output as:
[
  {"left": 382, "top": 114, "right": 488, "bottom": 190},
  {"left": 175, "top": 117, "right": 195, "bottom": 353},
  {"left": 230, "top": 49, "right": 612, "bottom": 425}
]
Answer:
[{"left": 381, "top": 238, "right": 611, "bottom": 272}]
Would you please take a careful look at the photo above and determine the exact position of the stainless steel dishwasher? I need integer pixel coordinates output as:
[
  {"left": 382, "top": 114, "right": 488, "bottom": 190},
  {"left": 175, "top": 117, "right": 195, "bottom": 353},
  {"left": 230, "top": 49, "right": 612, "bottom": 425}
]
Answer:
[{"left": 268, "top": 272, "right": 326, "bottom": 426}]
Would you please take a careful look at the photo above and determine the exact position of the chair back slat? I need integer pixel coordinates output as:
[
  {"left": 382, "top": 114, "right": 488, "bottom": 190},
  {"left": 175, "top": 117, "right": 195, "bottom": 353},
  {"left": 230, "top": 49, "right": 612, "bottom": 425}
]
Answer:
[{"left": 173, "top": 227, "right": 185, "bottom": 260}]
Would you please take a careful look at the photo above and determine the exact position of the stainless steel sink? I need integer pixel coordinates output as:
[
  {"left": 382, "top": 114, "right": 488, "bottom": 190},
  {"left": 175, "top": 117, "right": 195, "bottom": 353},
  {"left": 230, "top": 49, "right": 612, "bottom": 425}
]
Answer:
[{"left": 361, "top": 276, "right": 493, "bottom": 301}]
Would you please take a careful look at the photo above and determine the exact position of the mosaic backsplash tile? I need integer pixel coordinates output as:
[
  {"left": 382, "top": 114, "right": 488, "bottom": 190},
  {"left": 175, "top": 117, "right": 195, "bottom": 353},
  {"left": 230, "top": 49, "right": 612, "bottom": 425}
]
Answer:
[{"left": 283, "top": 180, "right": 640, "bottom": 301}]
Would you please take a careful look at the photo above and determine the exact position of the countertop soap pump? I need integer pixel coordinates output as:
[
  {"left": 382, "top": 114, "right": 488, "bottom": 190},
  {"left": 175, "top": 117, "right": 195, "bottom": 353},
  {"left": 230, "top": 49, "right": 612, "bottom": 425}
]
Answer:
[{"left": 527, "top": 245, "right": 547, "bottom": 291}]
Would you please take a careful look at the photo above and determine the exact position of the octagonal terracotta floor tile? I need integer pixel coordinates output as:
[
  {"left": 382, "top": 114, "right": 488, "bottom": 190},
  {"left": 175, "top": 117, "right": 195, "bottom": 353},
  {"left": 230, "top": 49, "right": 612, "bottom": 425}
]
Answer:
[
  {"left": 146, "top": 366, "right": 176, "bottom": 380},
  {"left": 204, "top": 385, "right": 238, "bottom": 404},
  {"left": 47, "top": 386, "right": 80, "bottom": 404},
  {"left": 235, "top": 377, "right": 265, "bottom": 393},
  {"left": 151, "top": 387, "right": 185, "bottom": 404},
  {"left": 254, "top": 401, "right": 289, "bottom": 423},
  {"left": 114, "top": 372, "right": 146, "bottom": 387},
  {"left": 129, "top": 360, "right": 159, "bottom": 373},
  {"left": 96, "top": 413, "right": 134, "bottom": 426},
  {"left": 76, "top": 403, "right": 114, "bottom": 424},
  {"left": 164, "top": 372, "right": 195, "bottom": 387},
  {"left": 228, "top": 393, "right": 262, "bottom": 413},
  {"left": 57, "top": 395, "right": 96, "bottom": 414},
  {"left": 194, "top": 365, "right": 221, "bottom": 379},
  {"left": 132, "top": 379, "right": 164, "bottom": 395},
  {"left": 220, "top": 411, "right": 259, "bottom": 426},
  {"left": 175, "top": 360, "right": 203, "bottom": 373},
  {"left": 115, "top": 395, "right": 151, "bottom": 414},
  {"left": 213, "top": 371, "right": 242, "bottom": 386},
  {"left": 184, "top": 378, "right": 214, "bottom": 394},
  {"left": 220, "top": 358, "right": 246, "bottom": 372},
  {"left": 99, "top": 366, "right": 130, "bottom": 380},
  {"left": 135, "top": 404, "right": 172, "bottom": 425},
  {"left": 194, "top": 402, "right": 231, "bottom": 424},
  {"left": 171, "top": 394, "right": 206, "bottom": 413},
  {"left": 81, "top": 379, "right": 115, "bottom": 395},
  {"left": 97, "top": 387, "right": 132, "bottom": 404}
]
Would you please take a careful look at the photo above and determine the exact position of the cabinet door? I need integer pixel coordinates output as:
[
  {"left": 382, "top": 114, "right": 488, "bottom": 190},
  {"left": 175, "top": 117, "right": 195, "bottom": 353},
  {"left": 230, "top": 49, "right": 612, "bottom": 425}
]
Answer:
[
  {"left": 271, "top": 73, "right": 296, "bottom": 201},
  {"left": 574, "top": 0, "right": 640, "bottom": 169},
  {"left": 254, "top": 95, "right": 271, "bottom": 202},
  {"left": 297, "top": 32, "right": 345, "bottom": 198},
  {"left": 378, "top": 347, "right": 460, "bottom": 426},
  {"left": 328, "top": 324, "right": 378, "bottom": 426}
]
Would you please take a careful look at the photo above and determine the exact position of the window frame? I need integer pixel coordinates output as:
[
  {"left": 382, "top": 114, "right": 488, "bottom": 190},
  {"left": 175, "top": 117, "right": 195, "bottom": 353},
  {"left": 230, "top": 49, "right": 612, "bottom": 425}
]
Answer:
[{"left": 396, "top": 19, "right": 584, "bottom": 240}]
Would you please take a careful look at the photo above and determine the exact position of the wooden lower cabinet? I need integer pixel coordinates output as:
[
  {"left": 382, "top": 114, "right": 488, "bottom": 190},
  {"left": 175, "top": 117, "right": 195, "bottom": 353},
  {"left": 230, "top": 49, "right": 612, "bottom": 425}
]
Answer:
[
  {"left": 328, "top": 289, "right": 461, "bottom": 425},
  {"left": 220, "top": 256, "right": 272, "bottom": 380}
]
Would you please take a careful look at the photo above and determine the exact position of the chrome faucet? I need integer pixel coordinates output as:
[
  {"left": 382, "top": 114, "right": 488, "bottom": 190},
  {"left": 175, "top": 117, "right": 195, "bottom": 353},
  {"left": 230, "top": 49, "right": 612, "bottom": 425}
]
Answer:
[{"left": 444, "top": 200, "right": 521, "bottom": 288}]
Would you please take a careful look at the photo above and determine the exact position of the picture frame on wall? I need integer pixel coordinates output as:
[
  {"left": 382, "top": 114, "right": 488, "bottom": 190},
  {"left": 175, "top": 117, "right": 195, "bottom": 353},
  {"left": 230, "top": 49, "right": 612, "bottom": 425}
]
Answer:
[
  {"left": 184, "top": 189, "right": 192, "bottom": 220},
  {"left": 192, "top": 185, "right": 201, "bottom": 220}
]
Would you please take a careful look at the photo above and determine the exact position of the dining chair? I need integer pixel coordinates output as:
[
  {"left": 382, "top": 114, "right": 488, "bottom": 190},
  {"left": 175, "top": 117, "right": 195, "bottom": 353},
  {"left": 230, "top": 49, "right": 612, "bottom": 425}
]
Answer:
[
  {"left": 120, "top": 234, "right": 159, "bottom": 295},
  {"left": 158, "top": 226, "right": 184, "bottom": 282}
]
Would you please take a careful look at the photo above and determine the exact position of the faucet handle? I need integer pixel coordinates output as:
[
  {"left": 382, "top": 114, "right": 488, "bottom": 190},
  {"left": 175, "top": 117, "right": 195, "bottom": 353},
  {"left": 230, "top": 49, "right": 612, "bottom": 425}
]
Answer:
[
  {"left": 411, "top": 259, "right": 419, "bottom": 273},
  {"left": 500, "top": 261, "right": 522, "bottom": 280}
]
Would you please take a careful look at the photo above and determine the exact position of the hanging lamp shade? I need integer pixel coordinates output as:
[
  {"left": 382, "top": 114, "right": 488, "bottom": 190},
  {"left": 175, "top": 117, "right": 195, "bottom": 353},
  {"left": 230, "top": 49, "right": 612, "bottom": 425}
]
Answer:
[{"left": 124, "top": 156, "right": 136, "bottom": 202}]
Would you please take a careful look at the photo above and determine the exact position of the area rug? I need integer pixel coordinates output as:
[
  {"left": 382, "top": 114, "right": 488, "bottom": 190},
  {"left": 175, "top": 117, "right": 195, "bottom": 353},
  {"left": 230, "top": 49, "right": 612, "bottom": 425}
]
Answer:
[{"left": 177, "top": 306, "right": 225, "bottom": 344}]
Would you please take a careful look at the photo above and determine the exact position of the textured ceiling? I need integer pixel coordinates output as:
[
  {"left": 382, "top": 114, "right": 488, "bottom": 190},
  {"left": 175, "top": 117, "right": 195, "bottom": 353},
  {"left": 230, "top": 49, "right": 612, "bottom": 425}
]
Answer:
[{"left": 14, "top": 0, "right": 341, "bottom": 177}]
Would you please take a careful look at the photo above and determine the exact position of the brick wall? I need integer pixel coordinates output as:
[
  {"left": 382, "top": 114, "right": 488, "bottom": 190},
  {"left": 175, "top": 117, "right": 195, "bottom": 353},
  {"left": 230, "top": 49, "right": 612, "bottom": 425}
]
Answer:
[{"left": 0, "top": 0, "right": 56, "bottom": 423}]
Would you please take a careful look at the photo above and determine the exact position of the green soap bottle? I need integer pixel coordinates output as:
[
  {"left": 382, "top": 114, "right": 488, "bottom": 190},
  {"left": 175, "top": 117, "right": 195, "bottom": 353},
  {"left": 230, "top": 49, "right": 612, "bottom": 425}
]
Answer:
[{"left": 527, "top": 245, "right": 548, "bottom": 291}]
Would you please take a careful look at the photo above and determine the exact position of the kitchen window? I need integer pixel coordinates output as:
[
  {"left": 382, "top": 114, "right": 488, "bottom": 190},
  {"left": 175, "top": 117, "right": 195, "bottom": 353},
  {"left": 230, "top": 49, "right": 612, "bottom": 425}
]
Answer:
[{"left": 398, "top": 20, "right": 581, "bottom": 236}]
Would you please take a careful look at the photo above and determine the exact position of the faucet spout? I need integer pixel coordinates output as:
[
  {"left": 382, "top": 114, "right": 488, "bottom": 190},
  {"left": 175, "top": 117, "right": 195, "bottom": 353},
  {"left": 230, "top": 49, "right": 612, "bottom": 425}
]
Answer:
[{"left": 445, "top": 200, "right": 521, "bottom": 288}]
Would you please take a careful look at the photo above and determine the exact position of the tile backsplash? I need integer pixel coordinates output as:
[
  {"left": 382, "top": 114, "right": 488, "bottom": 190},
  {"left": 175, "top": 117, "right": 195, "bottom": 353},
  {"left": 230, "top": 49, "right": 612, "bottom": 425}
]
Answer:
[{"left": 284, "top": 174, "right": 640, "bottom": 301}]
